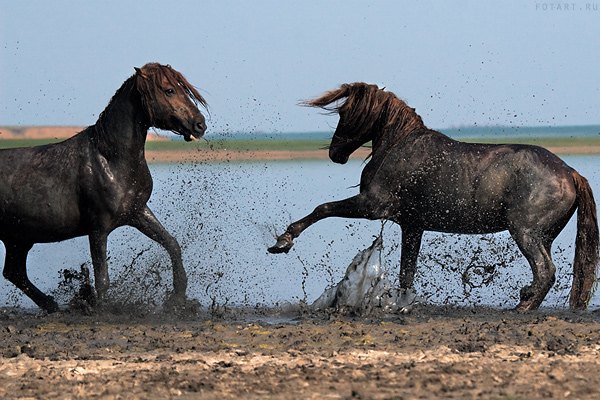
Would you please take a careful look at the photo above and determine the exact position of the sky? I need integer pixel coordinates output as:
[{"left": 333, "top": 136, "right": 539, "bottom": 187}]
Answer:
[{"left": 1, "top": 1, "right": 599, "bottom": 136}]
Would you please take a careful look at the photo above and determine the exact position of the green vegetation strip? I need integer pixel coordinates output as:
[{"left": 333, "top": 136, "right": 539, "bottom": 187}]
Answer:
[
  {"left": 0, "top": 138, "right": 66, "bottom": 149},
  {"left": 0, "top": 137, "right": 599, "bottom": 151}
]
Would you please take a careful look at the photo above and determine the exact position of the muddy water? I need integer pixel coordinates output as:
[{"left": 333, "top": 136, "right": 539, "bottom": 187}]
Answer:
[{"left": 0, "top": 156, "right": 599, "bottom": 311}]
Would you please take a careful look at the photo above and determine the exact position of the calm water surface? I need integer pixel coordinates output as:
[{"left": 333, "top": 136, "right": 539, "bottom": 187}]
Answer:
[{"left": 1, "top": 155, "right": 598, "bottom": 310}]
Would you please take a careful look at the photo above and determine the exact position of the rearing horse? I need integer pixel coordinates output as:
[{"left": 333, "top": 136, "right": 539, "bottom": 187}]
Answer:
[
  {"left": 0, "top": 63, "right": 207, "bottom": 312},
  {"left": 269, "top": 82, "right": 599, "bottom": 311}
]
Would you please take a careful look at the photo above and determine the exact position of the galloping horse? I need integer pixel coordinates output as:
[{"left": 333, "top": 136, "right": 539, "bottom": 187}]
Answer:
[
  {"left": 0, "top": 63, "right": 207, "bottom": 312},
  {"left": 269, "top": 83, "right": 599, "bottom": 310}
]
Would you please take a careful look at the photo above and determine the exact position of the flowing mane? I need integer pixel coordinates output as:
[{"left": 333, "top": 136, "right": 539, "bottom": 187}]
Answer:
[
  {"left": 303, "top": 82, "right": 426, "bottom": 139},
  {"left": 135, "top": 63, "right": 208, "bottom": 124}
]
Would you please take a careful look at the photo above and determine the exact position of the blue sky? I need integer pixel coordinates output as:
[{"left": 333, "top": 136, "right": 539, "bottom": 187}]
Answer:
[{"left": 1, "top": 1, "right": 599, "bottom": 135}]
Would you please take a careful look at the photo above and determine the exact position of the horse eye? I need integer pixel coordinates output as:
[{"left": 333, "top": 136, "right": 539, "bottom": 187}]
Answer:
[{"left": 165, "top": 88, "right": 176, "bottom": 96}]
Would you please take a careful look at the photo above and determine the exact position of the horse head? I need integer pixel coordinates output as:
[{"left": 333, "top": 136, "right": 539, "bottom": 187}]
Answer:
[
  {"left": 304, "top": 83, "right": 425, "bottom": 164},
  {"left": 135, "top": 63, "right": 207, "bottom": 141}
]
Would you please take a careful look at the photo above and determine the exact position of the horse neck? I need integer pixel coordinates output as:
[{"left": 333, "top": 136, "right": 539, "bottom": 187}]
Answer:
[
  {"left": 371, "top": 122, "right": 423, "bottom": 155},
  {"left": 370, "top": 126, "right": 395, "bottom": 154},
  {"left": 92, "top": 79, "right": 150, "bottom": 162}
]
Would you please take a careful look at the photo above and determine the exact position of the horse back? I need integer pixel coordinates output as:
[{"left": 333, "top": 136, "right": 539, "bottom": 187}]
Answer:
[
  {"left": 364, "top": 130, "right": 577, "bottom": 233},
  {"left": 0, "top": 136, "right": 90, "bottom": 241}
]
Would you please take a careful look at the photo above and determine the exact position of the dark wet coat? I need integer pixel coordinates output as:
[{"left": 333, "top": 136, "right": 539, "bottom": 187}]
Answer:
[
  {"left": 270, "top": 83, "right": 599, "bottom": 311},
  {"left": 0, "top": 63, "right": 207, "bottom": 312}
]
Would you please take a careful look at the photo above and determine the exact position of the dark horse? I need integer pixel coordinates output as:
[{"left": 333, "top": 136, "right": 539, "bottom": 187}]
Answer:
[
  {"left": 269, "top": 83, "right": 599, "bottom": 310},
  {"left": 0, "top": 63, "right": 207, "bottom": 312}
]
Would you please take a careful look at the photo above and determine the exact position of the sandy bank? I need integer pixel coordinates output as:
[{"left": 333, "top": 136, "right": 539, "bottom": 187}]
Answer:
[{"left": 146, "top": 146, "right": 600, "bottom": 163}]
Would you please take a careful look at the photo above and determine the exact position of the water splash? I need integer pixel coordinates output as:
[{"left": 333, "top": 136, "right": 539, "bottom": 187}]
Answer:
[{"left": 311, "top": 235, "right": 419, "bottom": 315}]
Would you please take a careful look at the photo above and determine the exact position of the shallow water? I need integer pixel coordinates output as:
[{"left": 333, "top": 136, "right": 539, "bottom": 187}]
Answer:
[{"left": 0, "top": 155, "right": 599, "bottom": 311}]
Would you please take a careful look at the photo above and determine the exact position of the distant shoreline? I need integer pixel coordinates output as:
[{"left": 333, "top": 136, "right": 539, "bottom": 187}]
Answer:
[
  {"left": 2, "top": 124, "right": 600, "bottom": 141},
  {"left": 2, "top": 125, "right": 600, "bottom": 162}
]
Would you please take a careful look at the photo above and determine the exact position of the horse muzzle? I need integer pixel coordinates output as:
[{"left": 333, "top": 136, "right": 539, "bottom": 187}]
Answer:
[
  {"left": 329, "top": 148, "right": 350, "bottom": 164},
  {"left": 190, "top": 120, "right": 207, "bottom": 140},
  {"left": 183, "top": 119, "right": 207, "bottom": 142}
]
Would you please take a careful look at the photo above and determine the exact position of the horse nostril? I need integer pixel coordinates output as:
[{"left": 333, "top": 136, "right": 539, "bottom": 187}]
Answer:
[{"left": 195, "top": 121, "right": 206, "bottom": 132}]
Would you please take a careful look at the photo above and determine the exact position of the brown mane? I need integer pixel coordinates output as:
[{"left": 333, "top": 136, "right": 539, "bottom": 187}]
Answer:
[
  {"left": 303, "top": 82, "right": 426, "bottom": 140},
  {"left": 136, "top": 63, "right": 208, "bottom": 124}
]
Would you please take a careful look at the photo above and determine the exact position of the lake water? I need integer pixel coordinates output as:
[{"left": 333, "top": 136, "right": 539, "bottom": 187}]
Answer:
[{"left": 1, "top": 155, "right": 599, "bottom": 311}]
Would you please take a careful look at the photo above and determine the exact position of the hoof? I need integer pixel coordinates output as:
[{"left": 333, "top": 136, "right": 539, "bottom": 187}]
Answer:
[
  {"left": 514, "top": 302, "right": 538, "bottom": 312},
  {"left": 40, "top": 296, "right": 60, "bottom": 314},
  {"left": 515, "top": 299, "right": 541, "bottom": 311},
  {"left": 164, "top": 291, "right": 185, "bottom": 307},
  {"left": 268, "top": 236, "right": 294, "bottom": 254},
  {"left": 163, "top": 294, "right": 200, "bottom": 317},
  {"left": 519, "top": 285, "right": 535, "bottom": 302},
  {"left": 68, "top": 291, "right": 96, "bottom": 315}
]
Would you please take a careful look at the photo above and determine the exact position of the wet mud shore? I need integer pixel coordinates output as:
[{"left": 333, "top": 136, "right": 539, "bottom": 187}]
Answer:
[{"left": 2, "top": 305, "right": 600, "bottom": 399}]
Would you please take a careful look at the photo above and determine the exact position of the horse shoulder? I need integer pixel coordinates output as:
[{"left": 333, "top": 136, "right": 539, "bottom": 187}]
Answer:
[{"left": 79, "top": 144, "right": 152, "bottom": 224}]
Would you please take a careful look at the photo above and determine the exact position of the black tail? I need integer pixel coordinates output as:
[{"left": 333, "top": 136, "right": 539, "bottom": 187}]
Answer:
[{"left": 569, "top": 171, "right": 600, "bottom": 310}]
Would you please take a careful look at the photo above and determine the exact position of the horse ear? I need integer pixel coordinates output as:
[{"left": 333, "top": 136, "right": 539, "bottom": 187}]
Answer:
[{"left": 134, "top": 67, "right": 148, "bottom": 79}]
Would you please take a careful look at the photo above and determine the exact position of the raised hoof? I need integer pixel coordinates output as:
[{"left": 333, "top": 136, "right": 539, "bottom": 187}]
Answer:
[{"left": 268, "top": 237, "right": 294, "bottom": 254}]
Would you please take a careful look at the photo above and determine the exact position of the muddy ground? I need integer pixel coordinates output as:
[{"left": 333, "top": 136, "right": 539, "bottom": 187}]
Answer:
[{"left": 2, "top": 305, "right": 600, "bottom": 399}]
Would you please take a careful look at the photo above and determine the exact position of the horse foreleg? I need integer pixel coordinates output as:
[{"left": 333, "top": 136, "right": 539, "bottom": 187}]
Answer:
[
  {"left": 129, "top": 207, "right": 187, "bottom": 303},
  {"left": 2, "top": 241, "right": 59, "bottom": 313},
  {"left": 89, "top": 231, "right": 109, "bottom": 305},
  {"left": 268, "top": 194, "right": 381, "bottom": 254},
  {"left": 398, "top": 228, "right": 424, "bottom": 289},
  {"left": 510, "top": 230, "right": 556, "bottom": 311}
]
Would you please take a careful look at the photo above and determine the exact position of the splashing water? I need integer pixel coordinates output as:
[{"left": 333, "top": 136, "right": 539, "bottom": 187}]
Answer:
[
  {"left": 2, "top": 156, "right": 595, "bottom": 313},
  {"left": 312, "top": 235, "right": 419, "bottom": 315}
]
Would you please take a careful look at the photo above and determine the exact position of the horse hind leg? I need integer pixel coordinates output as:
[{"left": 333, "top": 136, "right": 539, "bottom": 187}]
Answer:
[
  {"left": 398, "top": 227, "right": 424, "bottom": 289},
  {"left": 396, "top": 227, "right": 424, "bottom": 313},
  {"left": 2, "top": 242, "right": 59, "bottom": 313},
  {"left": 510, "top": 230, "right": 556, "bottom": 311}
]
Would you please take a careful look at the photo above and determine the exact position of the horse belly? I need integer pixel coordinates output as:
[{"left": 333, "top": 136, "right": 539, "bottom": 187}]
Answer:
[
  {"left": 0, "top": 187, "right": 84, "bottom": 243},
  {"left": 396, "top": 190, "right": 509, "bottom": 234},
  {"left": 419, "top": 206, "right": 508, "bottom": 234}
]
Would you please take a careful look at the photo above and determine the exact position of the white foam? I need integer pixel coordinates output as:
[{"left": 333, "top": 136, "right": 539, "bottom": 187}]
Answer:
[{"left": 312, "top": 236, "right": 419, "bottom": 315}]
